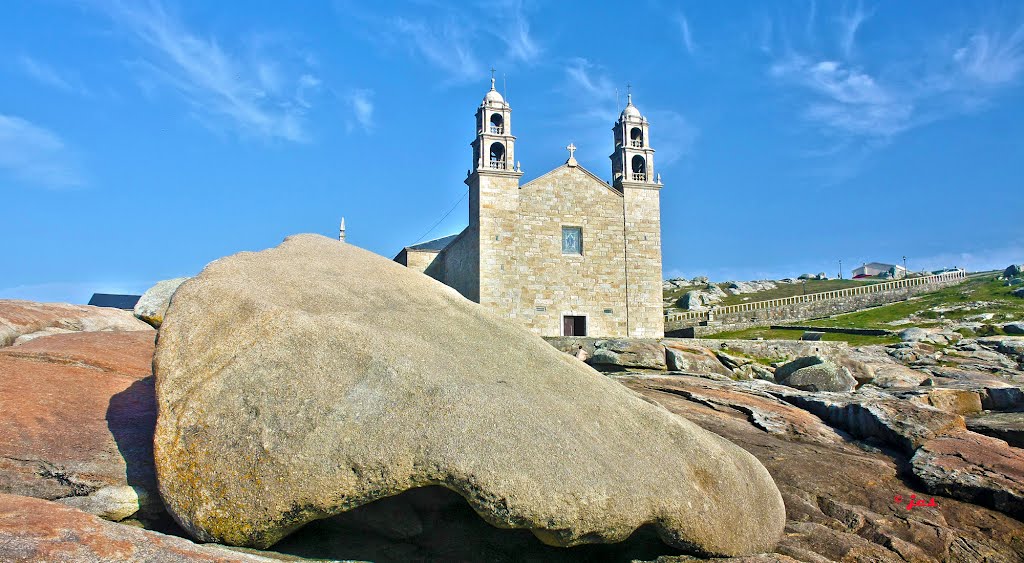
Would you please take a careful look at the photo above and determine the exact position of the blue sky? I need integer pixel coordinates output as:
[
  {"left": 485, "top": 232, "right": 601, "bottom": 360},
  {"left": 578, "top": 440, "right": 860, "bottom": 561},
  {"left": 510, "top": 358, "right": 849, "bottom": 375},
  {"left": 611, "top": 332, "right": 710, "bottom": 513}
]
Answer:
[{"left": 2, "top": 1, "right": 1023, "bottom": 303}]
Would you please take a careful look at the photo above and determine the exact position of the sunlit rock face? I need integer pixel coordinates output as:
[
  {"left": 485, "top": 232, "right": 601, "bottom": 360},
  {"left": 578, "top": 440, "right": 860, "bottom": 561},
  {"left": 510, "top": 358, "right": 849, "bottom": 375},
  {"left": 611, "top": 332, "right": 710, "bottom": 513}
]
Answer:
[{"left": 153, "top": 234, "right": 786, "bottom": 556}]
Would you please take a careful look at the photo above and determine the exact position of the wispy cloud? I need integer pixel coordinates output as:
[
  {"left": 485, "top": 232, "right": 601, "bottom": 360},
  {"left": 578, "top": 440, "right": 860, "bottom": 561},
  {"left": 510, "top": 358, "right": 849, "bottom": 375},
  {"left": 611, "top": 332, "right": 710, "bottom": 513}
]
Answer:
[
  {"left": 837, "top": 2, "right": 869, "bottom": 59},
  {"left": 343, "top": 1, "right": 540, "bottom": 86},
  {"left": 494, "top": 0, "right": 542, "bottom": 63},
  {"left": 346, "top": 89, "right": 374, "bottom": 132},
  {"left": 561, "top": 59, "right": 697, "bottom": 170},
  {"left": 392, "top": 16, "right": 482, "bottom": 84},
  {"left": 102, "top": 0, "right": 320, "bottom": 142},
  {"left": 0, "top": 114, "right": 84, "bottom": 188},
  {"left": 768, "top": 8, "right": 1024, "bottom": 146},
  {"left": 17, "top": 56, "right": 80, "bottom": 93},
  {"left": 676, "top": 12, "right": 696, "bottom": 55}
]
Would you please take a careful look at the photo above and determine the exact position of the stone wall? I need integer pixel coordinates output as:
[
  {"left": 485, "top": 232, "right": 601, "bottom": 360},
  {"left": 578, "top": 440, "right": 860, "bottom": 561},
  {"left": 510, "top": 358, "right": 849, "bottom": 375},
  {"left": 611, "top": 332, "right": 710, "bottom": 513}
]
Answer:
[
  {"left": 490, "top": 165, "right": 633, "bottom": 337},
  {"left": 668, "top": 276, "right": 964, "bottom": 336},
  {"left": 424, "top": 227, "right": 479, "bottom": 303},
  {"left": 396, "top": 248, "right": 441, "bottom": 274},
  {"left": 623, "top": 186, "right": 664, "bottom": 338}
]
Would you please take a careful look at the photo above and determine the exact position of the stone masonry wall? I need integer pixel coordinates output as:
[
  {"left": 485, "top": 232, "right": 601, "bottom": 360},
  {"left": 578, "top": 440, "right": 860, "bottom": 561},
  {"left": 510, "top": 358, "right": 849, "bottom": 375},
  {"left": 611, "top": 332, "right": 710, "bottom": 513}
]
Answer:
[
  {"left": 624, "top": 186, "right": 664, "bottom": 338},
  {"left": 672, "top": 278, "right": 963, "bottom": 336},
  {"left": 428, "top": 226, "right": 479, "bottom": 302},
  {"left": 497, "top": 165, "right": 631, "bottom": 337},
  {"left": 400, "top": 249, "right": 441, "bottom": 274}
]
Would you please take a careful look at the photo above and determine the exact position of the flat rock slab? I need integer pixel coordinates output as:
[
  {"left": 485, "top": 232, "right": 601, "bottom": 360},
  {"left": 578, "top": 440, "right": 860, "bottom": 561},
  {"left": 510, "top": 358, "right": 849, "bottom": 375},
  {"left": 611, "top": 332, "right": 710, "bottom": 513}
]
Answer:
[
  {"left": 0, "top": 493, "right": 293, "bottom": 562},
  {"left": 911, "top": 432, "right": 1024, "bottom": 519},
  {"left": 0, "top": 331, "right": 158, "bottom": 507},
  {"left": 966, "top": 412, "right": 1024, "bottom": 448},
  {"left": 0, "top": 299, "right": 152, "bottom": 347},
  {"left": 153, "top": 234, "right": 786, "bottom": 556}
]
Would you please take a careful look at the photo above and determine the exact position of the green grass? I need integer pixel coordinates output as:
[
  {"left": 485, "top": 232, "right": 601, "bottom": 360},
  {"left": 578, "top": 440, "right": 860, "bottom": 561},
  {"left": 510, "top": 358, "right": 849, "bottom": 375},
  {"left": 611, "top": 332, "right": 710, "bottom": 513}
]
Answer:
[
  {"left": 800, "top": 276, "right": 1023, "bottom": 330},
  {"left": 663, "top": 279, "right": 882, "bottom": 307},
  {"left": 703, "top": 275, "right": 1023, "bottom": 345},
  {"left": 703, "top": 327, "right": 901, "bottom": 346}
]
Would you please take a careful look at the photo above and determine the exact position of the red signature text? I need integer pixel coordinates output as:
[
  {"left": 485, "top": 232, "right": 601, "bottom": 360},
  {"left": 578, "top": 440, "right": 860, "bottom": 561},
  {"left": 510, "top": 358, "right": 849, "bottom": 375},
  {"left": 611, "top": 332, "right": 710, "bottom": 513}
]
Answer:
[{"left": 894, "top": 494, "right": 937, "bottom": 510}]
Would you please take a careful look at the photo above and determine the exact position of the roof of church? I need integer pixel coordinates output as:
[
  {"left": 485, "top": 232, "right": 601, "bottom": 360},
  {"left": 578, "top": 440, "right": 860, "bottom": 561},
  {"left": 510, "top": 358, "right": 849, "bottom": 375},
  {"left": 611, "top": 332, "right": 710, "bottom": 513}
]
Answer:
[
  {"left": 521, "top": 162, "right": 622, "bottom": 197},
  {"left": 405, "top": 233, "right": 461, "bottom": 252},
  {"left": 87, "top": 293, "right": 141, "bottom": 309}
]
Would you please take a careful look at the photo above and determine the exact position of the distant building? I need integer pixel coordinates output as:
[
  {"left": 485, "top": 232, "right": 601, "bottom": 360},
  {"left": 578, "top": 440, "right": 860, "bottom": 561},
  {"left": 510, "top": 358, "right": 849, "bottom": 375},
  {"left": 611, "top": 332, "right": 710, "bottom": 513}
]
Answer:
[
  {"left": 393, "top": 78, "right": 664, "bottom": 338},
  {"left": 851, "top": 262, "right": 906, "bottom": 279},
  {"left": 87, "top": 293, "right": 141, "bottom": 309}
]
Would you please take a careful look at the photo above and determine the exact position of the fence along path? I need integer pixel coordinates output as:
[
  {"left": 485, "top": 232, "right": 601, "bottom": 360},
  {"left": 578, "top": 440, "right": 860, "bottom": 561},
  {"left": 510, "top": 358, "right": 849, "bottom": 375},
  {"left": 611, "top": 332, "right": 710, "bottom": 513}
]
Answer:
[{"left": 665, "top": 270, "right": 967, "bottom": 325}]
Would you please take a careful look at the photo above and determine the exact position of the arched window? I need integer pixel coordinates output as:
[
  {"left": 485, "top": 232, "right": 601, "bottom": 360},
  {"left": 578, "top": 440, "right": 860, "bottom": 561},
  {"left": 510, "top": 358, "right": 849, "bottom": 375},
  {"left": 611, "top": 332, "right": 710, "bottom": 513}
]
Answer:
[
  {"left": 489, "top": 113, "right": 504, "bottom": 134},
  {"left": 489, "top": 142, "right": 506, "bottom": 169},
  {"left": 630, "top": 127, "right": 643, "bottom": 147},
  {"left": 631, "top": 155, "right": 646, "bottom": 181}
]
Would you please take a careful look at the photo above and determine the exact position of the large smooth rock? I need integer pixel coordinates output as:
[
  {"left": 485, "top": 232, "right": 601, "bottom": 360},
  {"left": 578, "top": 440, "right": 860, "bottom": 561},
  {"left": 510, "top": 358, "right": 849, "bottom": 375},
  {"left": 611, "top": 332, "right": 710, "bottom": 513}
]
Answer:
[
  {"left": 774, "top": 356, "right": 857, "bottom": 393},
  {"left": 0, "top": 300, "right": 152, "bottom": 347},
  {"left": 133, "top": 277, "right": 189, "bottom": 328},
  {"left": 590, "top": 339, "right": 667, "bottom": 370},
  {"left": 0, "top": 493, "right": 282, "bottom": 562},
  {"left": 154, "top": 235, "right": 786, "bottom": 555},
  {"left": 0, "top": 330, "right": 159, "bottom": 521},
  {"left": 1004, "top": 322, "right": 1024, "bottom": 335},
  {"left": 664, "top": 344, "right": 732, "bottom": 376}
]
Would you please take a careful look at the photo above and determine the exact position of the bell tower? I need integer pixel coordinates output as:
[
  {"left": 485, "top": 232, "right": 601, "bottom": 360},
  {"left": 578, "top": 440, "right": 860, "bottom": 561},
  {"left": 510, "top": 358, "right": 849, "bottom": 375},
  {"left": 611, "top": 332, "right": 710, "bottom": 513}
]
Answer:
[
  {"left": 611, "top": 91, "right": 664, "bottom": 337},
  {"left": 610, "top": 90, "right": 659, "bottom": 189},
  {"left": 471, "top": 74, "right": 519, "bottom": 175},
  {"left": 464, "top": 73, "right": 523, "bottom": 307}
]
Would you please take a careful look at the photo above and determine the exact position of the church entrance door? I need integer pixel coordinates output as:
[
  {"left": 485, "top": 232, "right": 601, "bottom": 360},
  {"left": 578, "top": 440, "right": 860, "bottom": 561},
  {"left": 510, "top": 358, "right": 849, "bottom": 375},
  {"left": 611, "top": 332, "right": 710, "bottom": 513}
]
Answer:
[{"left": 562, "top": 315, "right": 587, "bottom": 336}]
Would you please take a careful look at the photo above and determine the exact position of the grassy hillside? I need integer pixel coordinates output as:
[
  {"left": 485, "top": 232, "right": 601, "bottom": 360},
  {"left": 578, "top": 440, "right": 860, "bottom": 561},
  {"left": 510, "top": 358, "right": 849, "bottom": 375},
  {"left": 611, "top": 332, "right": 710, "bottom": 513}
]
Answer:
[
  {"left": 664, "top": 279, "right": 881, "bottom": 307},
  {"left": 704, "top": 275, "right": 1023, "bottom": 344}
]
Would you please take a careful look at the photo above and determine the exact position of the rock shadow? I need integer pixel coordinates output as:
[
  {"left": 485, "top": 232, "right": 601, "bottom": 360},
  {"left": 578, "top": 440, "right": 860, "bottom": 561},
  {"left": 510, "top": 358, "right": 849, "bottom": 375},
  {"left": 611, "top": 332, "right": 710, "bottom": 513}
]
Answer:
[
  {"left": 271, "top": 486, "right": 686, "bottom": 562},
  {"left": 105, "top": 376, "right": 183, "bottom": 534}
]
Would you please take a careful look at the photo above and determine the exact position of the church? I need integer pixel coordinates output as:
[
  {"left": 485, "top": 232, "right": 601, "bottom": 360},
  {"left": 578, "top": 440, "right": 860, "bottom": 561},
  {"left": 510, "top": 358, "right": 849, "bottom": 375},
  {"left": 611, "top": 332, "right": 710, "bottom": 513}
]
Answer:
[{"left": 394, "top": 77, "right": 665, "bottom": 338}]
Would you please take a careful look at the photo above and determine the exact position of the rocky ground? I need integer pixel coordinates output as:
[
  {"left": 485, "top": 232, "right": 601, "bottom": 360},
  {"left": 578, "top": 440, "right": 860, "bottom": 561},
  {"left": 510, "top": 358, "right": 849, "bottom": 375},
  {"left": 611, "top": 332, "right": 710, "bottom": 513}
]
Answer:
[{"left": 2, "top": 264, "right": 1023, "bottom": 561}]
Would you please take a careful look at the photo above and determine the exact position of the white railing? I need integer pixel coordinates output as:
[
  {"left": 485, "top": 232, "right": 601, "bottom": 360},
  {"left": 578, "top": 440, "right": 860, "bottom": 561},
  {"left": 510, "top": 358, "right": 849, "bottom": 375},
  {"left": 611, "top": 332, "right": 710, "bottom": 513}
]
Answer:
[
  {"left": 630, "top": 140, "right": 643, "bottom": 147},
  {"left": 488, "top": 160, "right": 507, "bottom": 170},
  {"left": 665, "top": 270, "right": 967, "bottom": 325},
  {"left": 632, "top": 172, "right": 646, "bottom": 181},
  {"left": 490, "top": 126, "right": 504, "bottom": 134}
]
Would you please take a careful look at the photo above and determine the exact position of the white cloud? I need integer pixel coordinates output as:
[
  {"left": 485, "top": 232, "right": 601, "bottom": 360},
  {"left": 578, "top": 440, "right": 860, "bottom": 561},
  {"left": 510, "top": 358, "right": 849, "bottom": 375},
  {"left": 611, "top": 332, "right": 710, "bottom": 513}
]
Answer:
[
  {"left": 346, "top": 89, "right": 374, "bottom": 132},
  {"left": 561, "top": 60, "right": 697, "bottom": 170},
  {"left": 953, "top": 26, "right": 1024, "bottom": 86},
  {"left": 0, "top": 114, "right": 84, "bottom": 188},
  {"left": 768, "top": 12, "right": 1024, "bottom": 143},
  {"left": 837, "top": 3, "right": 869, "bottom": 59},
  {"left": 910, "top": 245, "right": 1024, "bottom": 274},
  {"left": 392, "top": 17, "right": 482, "bottom": 84},
  {"left": 17, "top": 56, "right": 77, "bottom": 92},
  {"left": 495, "top": 0, "right": 541, "bottom": 63},
  {"left": 676, "top": 13, "right": 696, "bottom": 55},
  {"left": 103, "top": 0, "right": 320, "bottom": 142}
]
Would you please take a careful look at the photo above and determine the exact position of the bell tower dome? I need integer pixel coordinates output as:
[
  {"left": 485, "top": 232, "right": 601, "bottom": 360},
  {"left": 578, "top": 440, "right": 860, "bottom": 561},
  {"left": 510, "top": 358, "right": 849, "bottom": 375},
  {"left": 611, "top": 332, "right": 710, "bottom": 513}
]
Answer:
[
  {"left": 471, "top": 74, "right": 519, "bottom": 173},
  {"left": 610, "top": 91, "right": 659, "bottom": 189}
]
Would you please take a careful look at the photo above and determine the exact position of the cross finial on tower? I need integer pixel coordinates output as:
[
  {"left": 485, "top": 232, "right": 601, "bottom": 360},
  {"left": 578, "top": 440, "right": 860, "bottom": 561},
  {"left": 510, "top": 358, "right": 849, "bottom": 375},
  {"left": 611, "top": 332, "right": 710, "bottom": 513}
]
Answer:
[
  {"left": 490, "top": 67, "right": 496, "bottom": 89},
  {"left": 566, "top": 142, "right": 578, "bottom": 167},
  {"left": 626, "top": 82, "right": 632, "bottom": 105}
]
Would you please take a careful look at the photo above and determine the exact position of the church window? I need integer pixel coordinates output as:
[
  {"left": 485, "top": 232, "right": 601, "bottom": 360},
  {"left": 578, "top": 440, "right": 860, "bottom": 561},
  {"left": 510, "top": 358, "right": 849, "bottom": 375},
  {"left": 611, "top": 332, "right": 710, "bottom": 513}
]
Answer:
[
  {"left": 489, "top": 113, "right": 504, "bottom": 134},
  {"left": 489, "top": 142, "right": 506, "bottom": 169},
  {"left": 630, "top": 127, "right": 643, "bottom": 147},
  {"left": 562, "top": 226, "right": 582, "bottom": 255},
  {"left": 631, "top": 155, "right": 646, "bottom": 181}
]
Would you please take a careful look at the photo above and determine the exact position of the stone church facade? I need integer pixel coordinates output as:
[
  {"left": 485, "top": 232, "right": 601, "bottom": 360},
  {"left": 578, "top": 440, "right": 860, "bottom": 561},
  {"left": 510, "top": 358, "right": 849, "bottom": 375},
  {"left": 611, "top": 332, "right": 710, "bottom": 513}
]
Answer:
[{"left": 395, "top": 78, "right": 664, "bottom": 338}]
